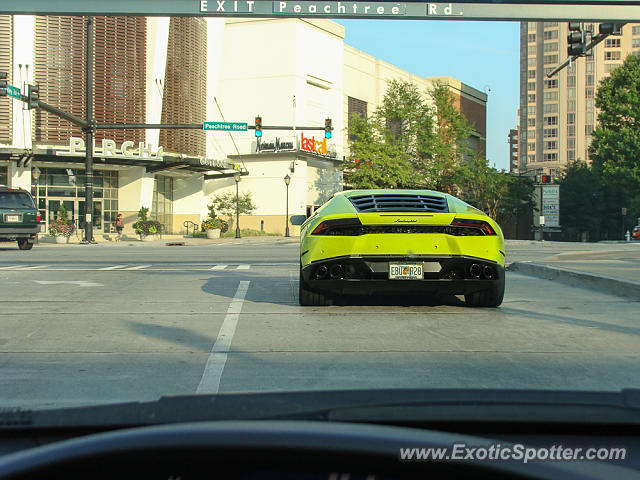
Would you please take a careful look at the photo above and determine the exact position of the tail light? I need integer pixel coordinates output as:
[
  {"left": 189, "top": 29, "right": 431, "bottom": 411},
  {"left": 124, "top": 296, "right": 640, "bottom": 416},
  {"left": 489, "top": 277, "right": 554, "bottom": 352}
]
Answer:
[
  {"left": 311, "top": 217, "right": 363, "bottom": 236},
  {"left": 36, "top": 213, "right": 41, "bottom": 222},
  {"left": 450, "top": 218, "right": 496, "bottom": 236}
]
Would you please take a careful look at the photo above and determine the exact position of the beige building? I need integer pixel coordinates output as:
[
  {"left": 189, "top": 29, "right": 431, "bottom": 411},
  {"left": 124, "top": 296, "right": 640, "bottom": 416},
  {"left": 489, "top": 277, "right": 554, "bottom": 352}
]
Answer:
[{"left": 519, "top": 21, "right": 640, "bottom": 180}]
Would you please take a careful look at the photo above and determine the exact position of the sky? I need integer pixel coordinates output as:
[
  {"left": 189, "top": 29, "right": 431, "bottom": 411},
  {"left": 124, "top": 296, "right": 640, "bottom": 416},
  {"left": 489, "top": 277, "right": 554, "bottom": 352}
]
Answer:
[{"left": 335, "top": 19, "right": 521, "bottom": 171}]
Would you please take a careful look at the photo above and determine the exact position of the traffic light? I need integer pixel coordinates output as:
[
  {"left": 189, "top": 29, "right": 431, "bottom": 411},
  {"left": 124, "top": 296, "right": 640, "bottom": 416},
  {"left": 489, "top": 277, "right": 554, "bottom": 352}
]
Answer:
[
  {"left": 254, "top": 116, "right": 262, "bottom": 138},
  {"left": 0, "top": 72, "right": 7, "bottom": 97},
  {"left": 324, "top": 118, "right": 332, "bottom": 139},
  {"left": 27, "top": 84, "right": 39, "bottom": 109},
  {"left": 541, "top": 175, "right": 551, "bottom": 184},
  {"left": 567, "top": 22, "right": 586, "bottom": 56},
  {"left": 599, "top": 23, "right": 622, "bottom": 35}
]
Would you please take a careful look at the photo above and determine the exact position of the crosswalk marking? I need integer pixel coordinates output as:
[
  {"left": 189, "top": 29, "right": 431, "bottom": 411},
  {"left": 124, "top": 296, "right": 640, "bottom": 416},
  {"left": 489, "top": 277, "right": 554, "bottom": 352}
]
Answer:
[
  {"left": 211, "top": 265, "right": 228, "bottom": 270},
  {"left": 99, "top": 265, "right": 129, "bottom": 270},
  {"left": 124, "top": 265, "right": 151, "bottom": 270},
  {"left": 21, "top": 265, "right": 51, "bottom": 270},
  {"left": 0, "top": 265, "right": 21, "bottom": 270},
  {"left": 0, "top": 263, "right": 269, "bottom": 272}
]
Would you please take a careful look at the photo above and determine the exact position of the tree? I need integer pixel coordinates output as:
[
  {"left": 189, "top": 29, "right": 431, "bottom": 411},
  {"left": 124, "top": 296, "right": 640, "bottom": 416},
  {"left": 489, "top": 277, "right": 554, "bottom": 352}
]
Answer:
[
  {"left": 454, "top": 155, "right": 509, "bottom": 220},
  {"left": 209, "top": 191, "right": 256, "bottom": 229},
  {"left": 590, "top": 54, "right": 640, "bottom": 191}
]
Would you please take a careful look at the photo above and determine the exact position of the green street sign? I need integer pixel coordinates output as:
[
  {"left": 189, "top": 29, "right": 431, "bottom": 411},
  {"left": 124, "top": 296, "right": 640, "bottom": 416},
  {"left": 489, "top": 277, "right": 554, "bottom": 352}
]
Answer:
[
  {"left": 7, "top": 85, "right": 20, "bottom": 100},
  {"left": 203, "top": 122, "right": 248, "bottom": 131}
]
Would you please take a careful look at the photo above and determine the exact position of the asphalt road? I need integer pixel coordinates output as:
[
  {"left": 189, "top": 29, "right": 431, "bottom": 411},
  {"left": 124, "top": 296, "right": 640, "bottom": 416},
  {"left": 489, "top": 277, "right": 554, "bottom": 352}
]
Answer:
[{"left": 1, "top": 240, "right": 639, "bottom": 409}]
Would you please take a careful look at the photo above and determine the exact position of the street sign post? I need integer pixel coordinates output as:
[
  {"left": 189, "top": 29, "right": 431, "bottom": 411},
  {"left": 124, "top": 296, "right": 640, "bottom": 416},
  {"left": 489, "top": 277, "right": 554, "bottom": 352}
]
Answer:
[
  {"left": 6, "top": 85, "right": 20, "bottom": 100},
  {"left": 203, "top": 122, "right": 248, "bottom": 131},
  {"left": 541, "top": 184, "right": 560, "bottom": 228}
]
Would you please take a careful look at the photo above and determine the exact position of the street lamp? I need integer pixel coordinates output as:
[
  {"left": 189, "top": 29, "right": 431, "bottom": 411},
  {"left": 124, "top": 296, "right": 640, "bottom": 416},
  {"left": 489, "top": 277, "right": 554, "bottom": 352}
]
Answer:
[
  {"left": 284, "top": 174, "right": 291, "bottom": 237},
  {"left": 234, "top": 171, "right": 241, "bottom": 239}
]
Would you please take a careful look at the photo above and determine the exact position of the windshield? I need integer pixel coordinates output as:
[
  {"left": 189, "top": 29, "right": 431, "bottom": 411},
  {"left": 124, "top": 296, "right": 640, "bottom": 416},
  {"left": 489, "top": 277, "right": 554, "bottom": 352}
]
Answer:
[
  {"left": 0, "top": 4, "right": 639, "bottom": 418},
  {"left": 0, "top": 192, "right": 35, "bottom": 209}
]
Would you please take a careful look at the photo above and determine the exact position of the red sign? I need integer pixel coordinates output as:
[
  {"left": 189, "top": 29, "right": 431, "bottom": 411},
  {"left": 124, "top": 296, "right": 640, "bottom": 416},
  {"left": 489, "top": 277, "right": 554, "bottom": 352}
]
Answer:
[{"left": 300, "top": 133, "right": 327, "bottom": 155}]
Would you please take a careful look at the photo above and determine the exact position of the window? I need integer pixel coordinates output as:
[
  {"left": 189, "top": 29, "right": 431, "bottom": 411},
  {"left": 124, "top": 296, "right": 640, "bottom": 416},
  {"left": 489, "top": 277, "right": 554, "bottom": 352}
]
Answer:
[
  {"left": 586, "top": 62, "right": 594, "bottom": 73},
  {"left": 605, "top": 38, "right": 621, "bottom": 48},
  {"left": 528, "top": 22, "right": 537, "bottom": 31},
  {"left": 568, "top": 125, "right": 576, "bottom": 137},
  {"left": 543, "top": 30, "right": 558, "bottom": 40},
  {"left": 528, "top": 46, "right": 537, "bottom": 56},
  {"left": 528, "top": 129, "right": 536, "bottom": 139},
  {"left": 528, "top": 81, "right": 536, "bottom": 91},
  {"left": 568, "top": 138, "right": 576, "bottom": 149},
  {"left": 633, "top": 38, "right": 640, "bottom": 49},
  {"left": 528, "top": 94, "right": 536, "bottom": 103},
  {"left": 528, "top": 143, "right": 536, "bottom": 152},
  {"left": 543, "top": 128, "right": 558, "bottom": 138},
  {"left": 567, "top": 113, "right": 576, "bottom": 125},
  {"left": 568, "top": 150, "right": 576, "bottom": 161},
  {"left": 544, "top": 116, "right": 558, "bottom": 126},
  {"left": 545, "top": 141, "right": 557, "bottom": 150},
  {"left": 544, "top": 67, "right": 555, "bottom": 76},
  {"left": 151, "top": 176, "right": 174, "bottom": 234},
  {"left": 605, "top": 51, "right": 621, "bottom": 61},
  {"left": 528, "top": 69, "right": 536, "bottom": 78},
  {"left": 567, "top": 63, "right": 576, "bottom": 74},
  {"left": 567, "top": 76, "right": 576, "bottom": 87},
  {"left": 586, "top": 99, "right": 594, "bottom": 110},
  {"left": 528, "top": 155, "right": 536, "bottom": 163},
  {"left": 586, "top": 112, "right": 594, "bottom": 124},
  {"left": 543, "top": 103, "right": 558, "bottom": 113},
  {"left": 529, "top": 106, "right": 536, "bottom": 116},
  {"left": 605, "top": 63, "right": 621, "bottom": 73},
  {"left": 528, "top": 33, "right": 536, "bottom": 43},
  {"left": 633, "top": 25, "right": 640, "bottom": 35},
  {"left": 543, "top": 42, "right": 558, "bottom": 52},
  {"left": 543, "top": 22, "right": 558, "bottom": 27},
  {"left": 543, "top": 54, "right": 558, "bottom": 64},
  {"left": 586, "top": 125, "right": 594, "bottom": 135},
  {"left": 568, "top": 100, "right": 576, "bottom": 111},
  {"left": 543, "top": 153, "right": 558, "bottom": 162},
  {"left": 568, "top": 88, "right": 576, "bottom": 99},
  {"left": 544, "top": 79, "right": 558, "bottom": 89},
  {"left": 586, "top": 88, "right": 594, "bottom": 98},
  {"left": 528, "top": 57, "right": 537, "bottom": 66},
  {"left": 527, "top": 118, "right": 536, "bottom": 127},
  {"left": 543, "top": 91, "right": 558, "bottom": 101}
]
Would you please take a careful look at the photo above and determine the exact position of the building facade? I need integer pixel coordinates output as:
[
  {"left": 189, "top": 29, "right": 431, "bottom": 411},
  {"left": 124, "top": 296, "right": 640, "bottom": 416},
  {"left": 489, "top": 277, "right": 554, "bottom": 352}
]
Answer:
[
  {"left": 519, "top": 21, "right": 640, "bottom": 181},
  {"left": 1, "top": 16, "right": 486, "bottom": 239}
]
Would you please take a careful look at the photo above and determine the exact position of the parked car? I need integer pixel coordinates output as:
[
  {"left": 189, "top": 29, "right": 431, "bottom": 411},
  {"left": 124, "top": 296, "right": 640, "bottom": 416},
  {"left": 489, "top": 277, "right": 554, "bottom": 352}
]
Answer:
[
  {"left": 632, "top": 225, "right": 640, "bottom": 241},
  {"left": 291, "top": 189, "right": 505, "bottom": 307},
  {"left": 0, "top": 186, "right": 41, "bottom": 250}
]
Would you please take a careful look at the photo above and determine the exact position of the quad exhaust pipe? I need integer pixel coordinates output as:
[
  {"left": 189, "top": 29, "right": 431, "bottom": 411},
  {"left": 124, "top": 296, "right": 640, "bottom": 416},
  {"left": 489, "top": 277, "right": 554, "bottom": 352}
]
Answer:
[
  {"left": 469, "top": 263, "right": 482, "bottom": 279},
  {"left": 315, "top": 265, "right": 328, "bottom": 280},
  {"left": 329, "top": 264, "right": 344, "bottom": 279}
]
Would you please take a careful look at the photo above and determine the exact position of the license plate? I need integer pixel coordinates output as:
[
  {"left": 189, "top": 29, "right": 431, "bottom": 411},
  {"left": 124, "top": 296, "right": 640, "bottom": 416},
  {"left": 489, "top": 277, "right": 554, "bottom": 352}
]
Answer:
[
  {"left": 5, "top": 215, "right": 20, "bottom": 223},
  {"left": 389, "top": 263, "right": 423, "bottom": 280}
]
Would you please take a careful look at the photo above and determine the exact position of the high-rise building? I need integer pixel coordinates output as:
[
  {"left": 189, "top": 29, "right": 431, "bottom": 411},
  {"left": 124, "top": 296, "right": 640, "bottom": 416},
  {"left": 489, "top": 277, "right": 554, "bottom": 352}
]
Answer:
[
  {"left": 508, "top": 128, "right": 519, "bottom": 173},
  {"left": 518, "top": 21, "right": 640, "bottom": 181}
]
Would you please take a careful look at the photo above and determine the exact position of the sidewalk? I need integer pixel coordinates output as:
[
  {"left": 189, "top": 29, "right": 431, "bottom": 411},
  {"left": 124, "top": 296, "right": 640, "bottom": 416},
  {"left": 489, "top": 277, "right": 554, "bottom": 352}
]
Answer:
[
  {"left": 508, "top": 245, "right": 640, "bottom": 300},
  {"left": 34, "top": 233, "right": 300, "bottom": 247}
]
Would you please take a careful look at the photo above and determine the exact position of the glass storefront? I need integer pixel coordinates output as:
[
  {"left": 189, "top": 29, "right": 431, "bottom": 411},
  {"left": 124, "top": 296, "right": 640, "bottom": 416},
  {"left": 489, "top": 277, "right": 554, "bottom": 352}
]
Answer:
[
  {"left": 152, "top": 175, "right": 174, "bottom": 234},
  {"left": 31, "top": 167, "right": 119, "bottom": 235},
  {"left": 0, "top": 166, "right": 7, "bottom": 186}
]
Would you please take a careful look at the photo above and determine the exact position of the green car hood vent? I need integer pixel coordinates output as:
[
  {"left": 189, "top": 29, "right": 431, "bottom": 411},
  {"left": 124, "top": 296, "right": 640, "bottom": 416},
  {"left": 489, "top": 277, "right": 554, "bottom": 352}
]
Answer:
[{"left": 348, "top": 194, "right": 449, "bottom": 213}]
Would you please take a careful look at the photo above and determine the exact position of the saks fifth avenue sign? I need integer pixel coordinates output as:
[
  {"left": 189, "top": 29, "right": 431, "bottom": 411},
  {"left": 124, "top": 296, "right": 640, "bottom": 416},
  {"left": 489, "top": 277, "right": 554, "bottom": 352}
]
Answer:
[{"left": 55, "top": 137, "right": 164, "bottom": 161}]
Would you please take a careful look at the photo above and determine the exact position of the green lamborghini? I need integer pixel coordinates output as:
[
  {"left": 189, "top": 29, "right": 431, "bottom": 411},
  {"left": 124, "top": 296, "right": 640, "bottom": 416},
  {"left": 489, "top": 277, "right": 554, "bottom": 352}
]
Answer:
[{"left": 291, "top": 189, "right": 505, "bottom": 307}]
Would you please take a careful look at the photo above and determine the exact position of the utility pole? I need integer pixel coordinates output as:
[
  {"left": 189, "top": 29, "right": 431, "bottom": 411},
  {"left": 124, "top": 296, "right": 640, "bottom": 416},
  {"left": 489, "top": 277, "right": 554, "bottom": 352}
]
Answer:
[{"left": 83, "top": 17, "right": 95, "bottom": 243}]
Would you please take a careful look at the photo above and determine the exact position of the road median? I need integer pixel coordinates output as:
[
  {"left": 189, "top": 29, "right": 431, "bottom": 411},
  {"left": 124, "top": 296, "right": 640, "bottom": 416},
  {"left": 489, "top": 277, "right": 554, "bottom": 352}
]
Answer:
[{"left": 507, "top": 261, "right": 640, "bottom": 301}]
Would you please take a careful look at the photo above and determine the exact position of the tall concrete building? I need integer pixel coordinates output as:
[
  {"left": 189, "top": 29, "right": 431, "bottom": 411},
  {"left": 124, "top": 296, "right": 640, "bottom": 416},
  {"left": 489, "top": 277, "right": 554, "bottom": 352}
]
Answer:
[{"left": 519, "top": 21, "right": 640, "bottom": 180}]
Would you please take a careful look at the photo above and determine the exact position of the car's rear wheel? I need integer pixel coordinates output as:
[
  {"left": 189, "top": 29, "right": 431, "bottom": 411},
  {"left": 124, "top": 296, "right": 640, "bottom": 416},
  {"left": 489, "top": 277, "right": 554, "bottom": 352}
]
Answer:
[
  {"left": 17, "top": 239, "right": 33, "bottom": 250},
  {"left": 464, "top": 274, "right": 504, "bottom": 307},
  {"left": 299, "top": 270, "right": 333, "bottom": 306}
]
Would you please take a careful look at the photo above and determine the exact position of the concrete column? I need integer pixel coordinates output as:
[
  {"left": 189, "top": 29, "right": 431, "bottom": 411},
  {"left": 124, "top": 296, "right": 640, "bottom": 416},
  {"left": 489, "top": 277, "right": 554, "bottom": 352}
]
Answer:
[{"left": 9, "top": 162, "right": 31, "bottom": 190}]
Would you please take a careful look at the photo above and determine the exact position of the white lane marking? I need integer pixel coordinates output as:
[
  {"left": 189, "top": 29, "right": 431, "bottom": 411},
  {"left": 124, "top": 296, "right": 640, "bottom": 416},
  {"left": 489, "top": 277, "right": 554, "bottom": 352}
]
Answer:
[
  {"left": 125, "top": 265, "right": 151, "bottom": 270},
  {"left": 211, "top": 265, "right": 228, "bottom": 270},
  {"left": 100, "top": 265, "right": 129, "bottom": 270},
  {"left": 236, "top": 264, "right": 250, "bottom": 270},
  {"left": 34, "top": 280, "right": 103, "bottom": 287},
  {"left": 21, "top": 265, "right": 51, "bottom": 270},
  {"left": 0, "top": 265, "right": 21, "bottom": 270},
  {"left": 196, "top": 280, "right": 250, "bottom": 394}
]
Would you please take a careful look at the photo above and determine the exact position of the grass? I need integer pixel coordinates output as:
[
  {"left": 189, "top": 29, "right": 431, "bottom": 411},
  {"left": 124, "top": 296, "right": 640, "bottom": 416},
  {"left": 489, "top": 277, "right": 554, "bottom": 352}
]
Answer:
[{"left": 221, "top": 229, "right": 280, "bottom": 238}]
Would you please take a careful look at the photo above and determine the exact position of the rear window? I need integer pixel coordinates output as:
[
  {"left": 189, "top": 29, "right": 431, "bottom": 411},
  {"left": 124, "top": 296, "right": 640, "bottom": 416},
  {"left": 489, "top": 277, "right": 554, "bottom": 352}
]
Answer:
[{"left": 0, "top": 192, "right": 35, "bottom": 209}]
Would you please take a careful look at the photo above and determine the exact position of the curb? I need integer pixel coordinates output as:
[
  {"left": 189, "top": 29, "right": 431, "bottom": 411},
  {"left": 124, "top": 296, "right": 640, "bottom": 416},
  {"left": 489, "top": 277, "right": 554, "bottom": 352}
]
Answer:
[{"left": 507, "top": 262, "right": 640, "bottom": 300}]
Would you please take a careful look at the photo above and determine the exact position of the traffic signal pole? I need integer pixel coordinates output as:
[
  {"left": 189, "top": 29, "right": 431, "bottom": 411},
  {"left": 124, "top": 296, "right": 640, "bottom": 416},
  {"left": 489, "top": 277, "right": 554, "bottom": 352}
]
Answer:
[{"left": 83, "top": 17, "right": 95, "bottom": 244}]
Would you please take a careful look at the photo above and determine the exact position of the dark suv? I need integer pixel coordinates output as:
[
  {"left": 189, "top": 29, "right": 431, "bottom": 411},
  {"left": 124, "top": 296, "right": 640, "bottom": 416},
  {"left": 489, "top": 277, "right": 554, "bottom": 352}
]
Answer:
[{"left": 0, "top": 186, "right": 41, "bottom": 250}]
